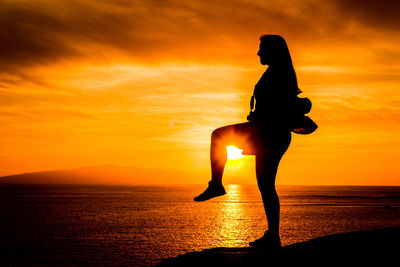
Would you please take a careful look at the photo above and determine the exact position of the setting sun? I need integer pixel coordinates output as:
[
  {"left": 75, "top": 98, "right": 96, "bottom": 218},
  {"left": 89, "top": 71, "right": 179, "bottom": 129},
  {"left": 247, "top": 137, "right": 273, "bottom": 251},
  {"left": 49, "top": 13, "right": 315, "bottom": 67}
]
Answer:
[{"left": 227, "top": 146, "right": 244, "bottom": 160}]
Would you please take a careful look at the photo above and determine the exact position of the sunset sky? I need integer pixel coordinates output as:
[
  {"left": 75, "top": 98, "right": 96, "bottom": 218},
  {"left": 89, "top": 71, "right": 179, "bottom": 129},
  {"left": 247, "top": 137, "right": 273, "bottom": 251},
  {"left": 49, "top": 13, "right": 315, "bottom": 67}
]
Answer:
[{"left": 1, "top": 0, "right": 399, "bottom": 185}]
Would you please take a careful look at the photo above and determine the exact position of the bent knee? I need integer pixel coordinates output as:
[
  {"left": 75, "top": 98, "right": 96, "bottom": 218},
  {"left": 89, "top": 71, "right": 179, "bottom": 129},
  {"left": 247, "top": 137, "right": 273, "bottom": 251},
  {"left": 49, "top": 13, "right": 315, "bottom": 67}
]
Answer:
[{"left": 212, "top": 126, "right": 230, "bottom": 138}]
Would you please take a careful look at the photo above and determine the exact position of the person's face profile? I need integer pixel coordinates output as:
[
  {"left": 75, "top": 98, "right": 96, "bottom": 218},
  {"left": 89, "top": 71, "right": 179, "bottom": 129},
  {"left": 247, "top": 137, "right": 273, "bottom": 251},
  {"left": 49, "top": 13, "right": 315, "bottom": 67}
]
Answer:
[{"left": 257, "top": 42, "right": 268, "bottom": 66}]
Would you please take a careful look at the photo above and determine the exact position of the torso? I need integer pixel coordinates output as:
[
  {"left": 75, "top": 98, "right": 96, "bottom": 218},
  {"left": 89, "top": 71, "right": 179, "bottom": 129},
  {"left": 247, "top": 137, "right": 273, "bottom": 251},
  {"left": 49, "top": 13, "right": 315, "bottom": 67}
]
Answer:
[{"left": 253, "top": 68, "right": 297, "bottom": 131}]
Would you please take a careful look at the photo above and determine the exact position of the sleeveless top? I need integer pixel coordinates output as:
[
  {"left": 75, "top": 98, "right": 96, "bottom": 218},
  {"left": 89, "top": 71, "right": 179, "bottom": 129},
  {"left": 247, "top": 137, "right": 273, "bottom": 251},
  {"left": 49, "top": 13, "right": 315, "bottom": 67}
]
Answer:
[{"left": 252, "top": 68, "right": 317, "bottom": 134}]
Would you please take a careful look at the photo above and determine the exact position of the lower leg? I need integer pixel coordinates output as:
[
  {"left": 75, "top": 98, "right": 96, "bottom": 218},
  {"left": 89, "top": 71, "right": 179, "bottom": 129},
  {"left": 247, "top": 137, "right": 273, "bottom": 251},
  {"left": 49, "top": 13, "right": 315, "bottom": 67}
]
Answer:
[
  {"left": 210, "top": 136, "right": 227, "bottom": 184},
  {"left": 194, "top": 130, "right": 227, "bottom": 201},
  {"left": 249, "top": 184, "right": 282, "bottom": 248},
  {"left": 262, "top": 187, "right": 280, "bottom": 237}
]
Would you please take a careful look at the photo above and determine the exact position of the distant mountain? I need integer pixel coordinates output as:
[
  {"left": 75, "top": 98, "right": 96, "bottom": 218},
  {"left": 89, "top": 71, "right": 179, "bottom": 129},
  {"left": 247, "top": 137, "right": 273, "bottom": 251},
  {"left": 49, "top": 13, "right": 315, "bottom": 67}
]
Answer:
[{"left": 0, "top": 165, "right": 204, "bottom": 185}]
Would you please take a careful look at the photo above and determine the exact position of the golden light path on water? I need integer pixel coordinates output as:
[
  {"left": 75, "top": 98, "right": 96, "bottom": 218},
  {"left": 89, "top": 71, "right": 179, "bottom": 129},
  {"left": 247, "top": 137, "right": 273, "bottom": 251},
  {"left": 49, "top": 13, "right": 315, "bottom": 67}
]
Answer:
[{"left": 214, "top": 184, "right": 253, "bottom": 247}]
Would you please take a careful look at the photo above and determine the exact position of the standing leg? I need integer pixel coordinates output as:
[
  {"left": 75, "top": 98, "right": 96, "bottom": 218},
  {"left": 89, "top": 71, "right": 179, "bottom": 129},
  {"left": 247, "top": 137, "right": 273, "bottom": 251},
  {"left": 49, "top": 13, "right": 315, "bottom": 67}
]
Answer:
[
  {"left": 250, "top": 131, "right": 291, "bottom": 247},
  {"left": 256, "top": 154, "right": 281, "bottom": 238}
]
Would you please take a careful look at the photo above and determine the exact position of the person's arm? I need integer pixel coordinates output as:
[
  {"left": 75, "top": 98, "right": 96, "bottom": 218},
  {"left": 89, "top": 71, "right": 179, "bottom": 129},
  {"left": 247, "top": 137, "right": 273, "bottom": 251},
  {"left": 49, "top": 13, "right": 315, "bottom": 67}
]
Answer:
[{"left": 247, "top": 95, "right": 256, "bottom": 121}]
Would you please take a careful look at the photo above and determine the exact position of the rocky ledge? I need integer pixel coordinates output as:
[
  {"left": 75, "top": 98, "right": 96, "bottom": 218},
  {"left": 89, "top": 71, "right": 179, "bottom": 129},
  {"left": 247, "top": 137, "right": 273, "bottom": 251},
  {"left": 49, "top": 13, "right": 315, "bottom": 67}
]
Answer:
[{"left": 156, "top": 226, "right": 400, "bottom": 266}]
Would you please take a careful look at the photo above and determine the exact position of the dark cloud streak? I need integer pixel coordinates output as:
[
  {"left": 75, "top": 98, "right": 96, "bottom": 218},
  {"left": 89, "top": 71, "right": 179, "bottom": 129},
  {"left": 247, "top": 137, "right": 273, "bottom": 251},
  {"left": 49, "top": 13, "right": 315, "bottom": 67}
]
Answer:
[
  {"left": 0, "top": 0, "right": 399, "bottom": 79},
  {"left": 333, "top": 0, "right": 400, "bottom": 31}
]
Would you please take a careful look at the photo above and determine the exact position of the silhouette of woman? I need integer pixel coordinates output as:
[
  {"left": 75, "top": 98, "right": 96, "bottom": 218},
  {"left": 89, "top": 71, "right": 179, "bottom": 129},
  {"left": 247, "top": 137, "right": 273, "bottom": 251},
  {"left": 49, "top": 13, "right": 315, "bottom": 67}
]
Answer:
[{"left": 194, "top": 35, "right": 317, "bottom": 248}]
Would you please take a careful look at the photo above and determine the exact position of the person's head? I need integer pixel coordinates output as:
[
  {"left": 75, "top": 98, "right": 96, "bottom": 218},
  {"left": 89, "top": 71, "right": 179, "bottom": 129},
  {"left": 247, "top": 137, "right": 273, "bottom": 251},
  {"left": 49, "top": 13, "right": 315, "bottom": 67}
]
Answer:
[
  {"left": 257, "top": 35, "right": 292, "bottom": 68},
  {"left": 258, "top": 35, "right": 301, "bottom": 94}
]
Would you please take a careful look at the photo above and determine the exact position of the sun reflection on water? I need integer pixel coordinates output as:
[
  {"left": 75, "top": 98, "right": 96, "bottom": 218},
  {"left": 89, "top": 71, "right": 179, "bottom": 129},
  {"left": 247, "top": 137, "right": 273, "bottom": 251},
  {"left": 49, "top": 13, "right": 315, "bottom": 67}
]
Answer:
[{"left": 214, "top": 184, "right": 252, "bottom": 247}]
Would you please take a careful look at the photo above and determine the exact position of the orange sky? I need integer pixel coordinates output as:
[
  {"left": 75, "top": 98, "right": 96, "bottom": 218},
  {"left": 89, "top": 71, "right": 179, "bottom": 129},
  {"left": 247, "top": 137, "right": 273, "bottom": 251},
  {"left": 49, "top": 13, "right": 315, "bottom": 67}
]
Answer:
[{"left": 1, "top": 0, "right": 399, "bottom": 185}]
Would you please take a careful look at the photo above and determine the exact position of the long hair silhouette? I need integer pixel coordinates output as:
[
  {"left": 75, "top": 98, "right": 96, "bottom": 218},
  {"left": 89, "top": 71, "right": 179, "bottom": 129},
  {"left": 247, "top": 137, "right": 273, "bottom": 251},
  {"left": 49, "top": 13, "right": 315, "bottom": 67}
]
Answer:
[{"left": 258, "top": 35, "right": 300, "bottom": 94}]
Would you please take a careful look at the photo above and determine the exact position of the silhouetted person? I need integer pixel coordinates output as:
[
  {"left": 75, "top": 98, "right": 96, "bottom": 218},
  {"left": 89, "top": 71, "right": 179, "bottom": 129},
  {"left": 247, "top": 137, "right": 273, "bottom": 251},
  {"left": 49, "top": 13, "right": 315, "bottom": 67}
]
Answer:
[{"left": 194, "top": 35, "right": 317, "bottom": 248}]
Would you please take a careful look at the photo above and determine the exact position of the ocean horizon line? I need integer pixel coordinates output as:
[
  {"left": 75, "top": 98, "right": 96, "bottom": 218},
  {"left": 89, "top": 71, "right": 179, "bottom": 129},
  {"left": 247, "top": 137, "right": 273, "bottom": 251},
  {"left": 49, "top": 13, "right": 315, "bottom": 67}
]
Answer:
[{"left": 1, "top": 182, "right": 400, "bottom": 187}]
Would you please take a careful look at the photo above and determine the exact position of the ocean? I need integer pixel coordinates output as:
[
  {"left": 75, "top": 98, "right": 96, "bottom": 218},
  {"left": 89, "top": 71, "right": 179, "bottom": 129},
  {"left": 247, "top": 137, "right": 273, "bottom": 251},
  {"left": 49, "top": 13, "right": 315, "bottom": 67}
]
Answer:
[{"left": 0, "top": 184, "right": 399, "bottom": 266}]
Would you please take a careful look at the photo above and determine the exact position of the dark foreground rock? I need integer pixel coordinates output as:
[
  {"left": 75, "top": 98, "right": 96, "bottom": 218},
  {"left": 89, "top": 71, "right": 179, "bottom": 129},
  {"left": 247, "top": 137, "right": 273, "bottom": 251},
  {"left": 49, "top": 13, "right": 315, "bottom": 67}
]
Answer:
[{"left": 156, "top": 226, "right": 400, "bottom": 266}]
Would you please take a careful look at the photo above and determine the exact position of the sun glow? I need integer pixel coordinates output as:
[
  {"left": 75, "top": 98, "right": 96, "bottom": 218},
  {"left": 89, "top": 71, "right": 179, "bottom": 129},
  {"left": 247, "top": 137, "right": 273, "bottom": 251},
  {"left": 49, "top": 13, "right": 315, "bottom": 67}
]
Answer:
[{"left": 227, "top": 146, "right": 244, "bottom": 160}]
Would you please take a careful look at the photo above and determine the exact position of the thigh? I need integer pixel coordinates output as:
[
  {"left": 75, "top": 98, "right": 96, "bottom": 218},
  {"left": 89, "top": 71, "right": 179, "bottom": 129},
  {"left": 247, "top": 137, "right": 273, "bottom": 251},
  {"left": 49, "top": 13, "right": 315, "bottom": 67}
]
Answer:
[
  {"left": 255, "top": 131, "right": 292, "bottom": 186},
  {"left": 213, "top": 122, "right": 261, "bottom": 155}
]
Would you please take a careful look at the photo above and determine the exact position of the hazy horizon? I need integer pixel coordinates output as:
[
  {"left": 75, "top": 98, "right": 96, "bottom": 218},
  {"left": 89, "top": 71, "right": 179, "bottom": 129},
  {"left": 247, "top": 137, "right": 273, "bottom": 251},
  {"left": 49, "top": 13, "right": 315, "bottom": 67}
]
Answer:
[{"left": 1, "top": 164, "right": 399, "bottom": 186}]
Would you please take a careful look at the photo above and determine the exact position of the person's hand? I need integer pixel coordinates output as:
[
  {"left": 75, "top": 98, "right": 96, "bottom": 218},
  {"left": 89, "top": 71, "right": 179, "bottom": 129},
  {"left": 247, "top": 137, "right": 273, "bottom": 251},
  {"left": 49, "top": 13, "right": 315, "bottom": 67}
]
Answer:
[{"left": 247, "top": 111, "right": 255, "bottom": 122}]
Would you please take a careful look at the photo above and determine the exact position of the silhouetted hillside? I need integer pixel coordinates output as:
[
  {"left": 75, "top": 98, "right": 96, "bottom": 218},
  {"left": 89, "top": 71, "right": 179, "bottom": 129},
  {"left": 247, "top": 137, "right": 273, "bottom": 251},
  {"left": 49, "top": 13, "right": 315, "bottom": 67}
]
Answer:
[{"left": 0, "top": 165, "right": 202, "bottom": 185}]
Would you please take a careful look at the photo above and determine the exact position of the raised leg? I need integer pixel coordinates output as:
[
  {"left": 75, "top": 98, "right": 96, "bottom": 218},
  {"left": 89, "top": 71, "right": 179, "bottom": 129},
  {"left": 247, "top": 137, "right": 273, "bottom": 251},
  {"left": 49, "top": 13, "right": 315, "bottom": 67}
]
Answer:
[
  {"left": 194, "top": 123, "right": 255, "bottom": 202},
  {"left": 194, "top": 126, "right": 231, "bottom": 201}
]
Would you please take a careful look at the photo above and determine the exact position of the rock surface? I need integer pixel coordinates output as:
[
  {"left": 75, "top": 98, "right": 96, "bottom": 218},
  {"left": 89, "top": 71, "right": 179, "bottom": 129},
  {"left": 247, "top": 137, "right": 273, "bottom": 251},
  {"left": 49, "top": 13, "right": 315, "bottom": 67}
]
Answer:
[{"left": 156, "top": 226, "right": 400, "bottom": 266}]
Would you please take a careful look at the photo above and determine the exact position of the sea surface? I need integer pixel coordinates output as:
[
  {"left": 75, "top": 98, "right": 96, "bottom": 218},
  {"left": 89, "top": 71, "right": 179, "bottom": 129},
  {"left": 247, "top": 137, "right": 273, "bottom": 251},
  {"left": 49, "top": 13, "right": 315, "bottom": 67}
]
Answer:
[{"left": 0, "top": 184, "right": 399, "bottom": 266}]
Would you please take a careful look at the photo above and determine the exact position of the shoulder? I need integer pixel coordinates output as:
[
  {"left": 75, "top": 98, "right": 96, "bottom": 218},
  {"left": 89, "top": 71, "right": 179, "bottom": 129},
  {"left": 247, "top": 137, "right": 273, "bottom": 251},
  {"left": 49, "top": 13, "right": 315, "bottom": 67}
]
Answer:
[{"left": 256, "top": 70, "right": 271, "bottom": 86}]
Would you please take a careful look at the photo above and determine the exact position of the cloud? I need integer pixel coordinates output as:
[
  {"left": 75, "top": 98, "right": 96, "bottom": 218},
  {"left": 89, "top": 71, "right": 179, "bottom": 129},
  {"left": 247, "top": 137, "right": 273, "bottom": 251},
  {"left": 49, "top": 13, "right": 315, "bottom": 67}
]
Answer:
[
  {"left": 0, "top": 1, "right": 130, "bottom": 69},
  {"left": 333, "top": 0, "right": 400, "bottom": 31},
  {"left": 4, "top": 0, "right": 398, "bottom": 79}
]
